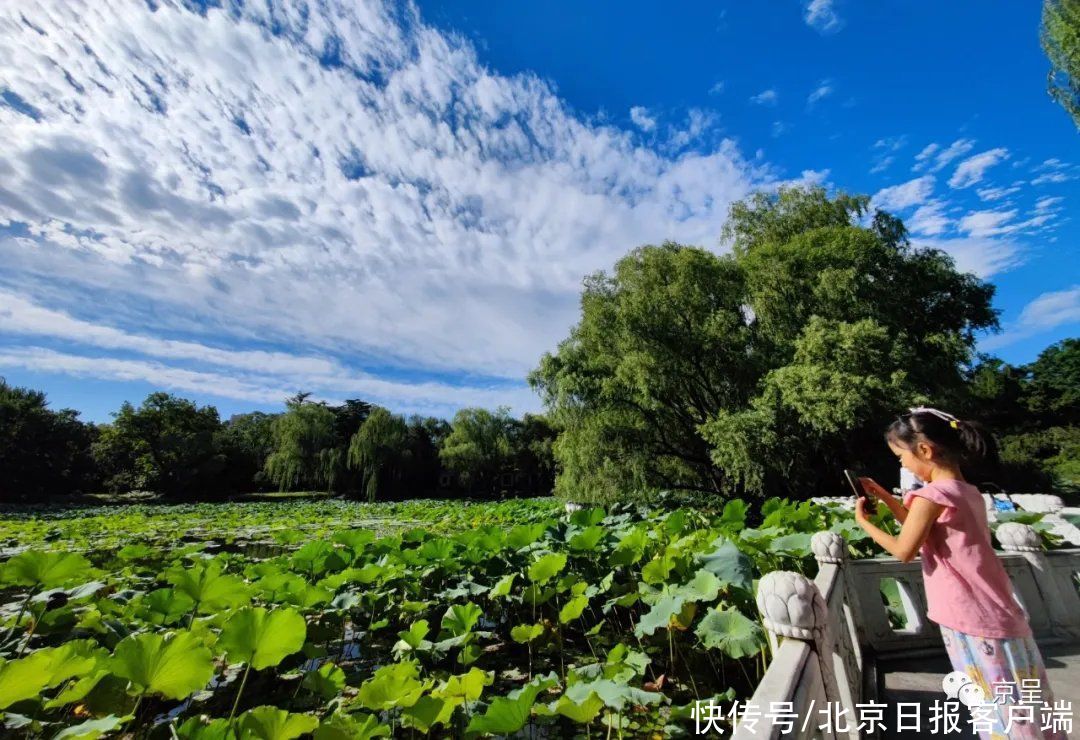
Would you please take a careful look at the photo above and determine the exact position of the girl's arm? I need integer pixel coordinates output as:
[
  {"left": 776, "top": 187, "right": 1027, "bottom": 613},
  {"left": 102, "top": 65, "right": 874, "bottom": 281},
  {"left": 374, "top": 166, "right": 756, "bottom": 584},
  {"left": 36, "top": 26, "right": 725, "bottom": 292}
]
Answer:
[
  {"left": 854, "top": 496, "right": 945, "bottom": 562},
  {"left": 860, "top": 477, "right": 909, "bottom": 524}
]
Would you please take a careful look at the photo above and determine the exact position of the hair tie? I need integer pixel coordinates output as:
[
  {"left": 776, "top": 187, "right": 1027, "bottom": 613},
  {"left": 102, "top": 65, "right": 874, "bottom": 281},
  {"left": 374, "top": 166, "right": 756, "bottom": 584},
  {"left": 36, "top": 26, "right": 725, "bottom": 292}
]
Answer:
[
  {"left": 950, "top": 420, "right": 958, "bottom": 429},
  {"left": 908, "top": 406, "right": 959, "bottom": 423}
]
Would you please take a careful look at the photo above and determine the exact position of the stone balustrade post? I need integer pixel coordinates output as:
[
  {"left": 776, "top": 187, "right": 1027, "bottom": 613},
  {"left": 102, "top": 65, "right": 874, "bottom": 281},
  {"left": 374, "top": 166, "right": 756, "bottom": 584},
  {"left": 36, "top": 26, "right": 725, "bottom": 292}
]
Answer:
[
  {"left": 750, "top": 570, "right": 853, "bottom": 738},
  {"left": 996, "top": 522, "right": 1080, "bottom": 640}
]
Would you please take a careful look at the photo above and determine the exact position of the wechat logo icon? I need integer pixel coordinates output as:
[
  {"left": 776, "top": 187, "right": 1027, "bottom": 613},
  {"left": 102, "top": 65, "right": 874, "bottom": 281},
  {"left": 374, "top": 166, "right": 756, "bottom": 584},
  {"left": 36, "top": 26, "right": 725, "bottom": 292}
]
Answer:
[{"left": 942, "top": 671, "right": 986, "bottom": 706}]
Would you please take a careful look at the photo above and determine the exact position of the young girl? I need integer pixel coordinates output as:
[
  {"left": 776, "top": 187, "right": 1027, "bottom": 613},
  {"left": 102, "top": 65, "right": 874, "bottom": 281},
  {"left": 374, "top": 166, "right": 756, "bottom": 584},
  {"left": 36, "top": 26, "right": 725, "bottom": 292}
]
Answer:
[{"left": 854, "top": 406, "right": 1067, "bottom": 740}]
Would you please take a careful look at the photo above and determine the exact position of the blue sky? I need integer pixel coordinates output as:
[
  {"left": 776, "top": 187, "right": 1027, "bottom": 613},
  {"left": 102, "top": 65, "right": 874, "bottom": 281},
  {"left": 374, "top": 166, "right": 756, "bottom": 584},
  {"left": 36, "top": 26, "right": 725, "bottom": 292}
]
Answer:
[{"left": 0, "top": 0, "right": 1077, "bottom": 423}]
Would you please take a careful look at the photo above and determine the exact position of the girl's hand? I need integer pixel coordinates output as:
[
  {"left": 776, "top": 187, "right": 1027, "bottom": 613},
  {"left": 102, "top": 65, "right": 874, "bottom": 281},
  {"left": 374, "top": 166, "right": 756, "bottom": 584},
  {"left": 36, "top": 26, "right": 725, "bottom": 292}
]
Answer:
[
  {"left": 858, "top": 477, "right": 892, "bottom": 501},
  {"left": 854, "top": 496, "right": 868, "bottom": 524}
]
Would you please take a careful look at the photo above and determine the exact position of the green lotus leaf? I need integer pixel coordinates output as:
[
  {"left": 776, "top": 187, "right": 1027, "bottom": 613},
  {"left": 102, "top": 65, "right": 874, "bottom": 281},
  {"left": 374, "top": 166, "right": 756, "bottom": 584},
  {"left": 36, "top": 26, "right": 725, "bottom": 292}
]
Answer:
[
  {"left": 401, "top": 695, "right": 455, "bottom": 732},
  {"left": 527, "top": 553, "right": 567, "bottom": 584},
  {"left": 313, "top": 712, "right": 390, "bottom": 740},
  {"left": 695, "top": 606, "right": 766, "bottom": 659},
  {"left": 1, "top": 551, "right": 95, "bottom": 589},
  {"left": 488, "top": 574, "right": 516, "bottom": 599},
  {"left": 640, "top": 553, "right": 676, "bottom": 585},
  {"left": 175, "top": 716, "right": 233, "bottom": 740},
  {"left": 110, "top": 630, "right": 214, "bottom": 700},
  {"left": 291, "top": 541, "right": 347, "bottom": 577},
  {"left": 568, "top": 526, "right": 605, "bottom": 552},
  {"left": 510, "top": 623, "right": 544, "bottom": 643},
  {"left": 165, "top": 559, "right": 250, "bottom": 614},
  {"left": 674, "top": 569, "right": 722, "bottom": 604},
  {"left": 432, "top": 667, "right": 493, "bottom": 704},
  {"left": 564, "top": 679, "right": 664, "bottom": 712},
  {"left": 356, "top": 661, "right": 431, "bottom": 711},
  {"left": 0, "top": 639, "right": 103, "bottom": 709},
  {"left": 552, "top": 690, "right": 605, "bottom": 724},
  {"left": 634, "top": 595, "right": 686, "bottom": 637},
  {"left": 506, "top": 523, "right": 547, "bottom": 550},
  {"left": 236, "top": 706, "right": 318, "bottom": 740},
  {"left": 220, "top": 606, "right": 307, "bottom": 670},
  {"left": 697, "top": 537, "right": 753, "bottom": 592},
  {"left": 465, "top": 673, "right": 558, "bottom": 735},
  {"left": 301, "top": 661, "right": 345, "bottom": 700},
  {"left": 767, "top": 532, "right": 813, "bottom": 556},
  {"left": 51, "top": 714, "right": 128, "bottom": 740},
  {"left": 441, "top": 602, "right": 482, "bottom": 637},
  {"left": 559, "top": 594, "right": 589, "bottom": 624},
  {"left": 396, "top": 620, "right": 431, "bottom": 649},
  {"left": 140, "top": 588, "right": 196, "bottom": 626},
  {"left": 118, "top": 544, "right": 155, "bottom": 561}
]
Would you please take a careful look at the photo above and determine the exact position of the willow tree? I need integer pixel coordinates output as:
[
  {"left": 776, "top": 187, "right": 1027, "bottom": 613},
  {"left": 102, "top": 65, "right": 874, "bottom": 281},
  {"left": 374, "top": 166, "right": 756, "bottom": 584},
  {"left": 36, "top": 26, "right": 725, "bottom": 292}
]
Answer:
[
  {"left": 264, "top": 397, "right": 341, "bottom": 492},
  {"left": 530, "top": 186, "right": 998, "bottom": 502},
  {"left": 439, "top": 407, "right": 515, "bottom": 496},
  {"left": 1042, "top": 0, "right": 1080, "bottom": 128},
  {"left": 347, "top": 406, "right": 409, "bottom": 502}
]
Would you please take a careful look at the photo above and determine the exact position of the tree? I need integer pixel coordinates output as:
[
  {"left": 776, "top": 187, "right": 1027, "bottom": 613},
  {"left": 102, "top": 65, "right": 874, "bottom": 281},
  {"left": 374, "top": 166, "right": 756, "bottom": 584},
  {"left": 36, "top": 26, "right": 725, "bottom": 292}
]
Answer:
[
  {"left": 439, "top": 407, "right": 515, "bottom": 496},
  {"left": 347, "top": 407, "right": 410, "bottom": 502},
  {"left": 1024, "top": 337, "right": 1080, "bottom": 424},
  {"left": 530, "top": 186, "right": 998, "bottom": 502},
  {"left": 93, "top": 392, "right": 223, "bottom": 497},
  {"left": 217, "top": 412, "right": 278, "bottom": 492},
  {"left": 264, "top": 396, "right": 341, "bottom": 493},
  {"left": 509, "top": 413, "right": 557, "bottom": 496},
  {"left": 0, "top": 378, "right": 97, "bottom": 501},
  {"left": 1042, "top": 0, "right": 1080, "bottom": 128}
]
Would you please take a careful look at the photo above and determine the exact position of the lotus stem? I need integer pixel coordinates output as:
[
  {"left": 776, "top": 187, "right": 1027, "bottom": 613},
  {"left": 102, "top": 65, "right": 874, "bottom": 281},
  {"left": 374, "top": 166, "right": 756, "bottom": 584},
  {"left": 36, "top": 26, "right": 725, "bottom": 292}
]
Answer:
[{"left": 229, "top": 663, "right": 252, "bottom": 723}]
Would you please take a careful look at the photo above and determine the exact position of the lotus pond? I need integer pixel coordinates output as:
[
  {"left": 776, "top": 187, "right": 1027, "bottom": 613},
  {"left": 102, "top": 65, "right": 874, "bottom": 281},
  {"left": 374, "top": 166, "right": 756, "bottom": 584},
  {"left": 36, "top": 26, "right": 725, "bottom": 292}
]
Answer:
[{"left": 0, "top": 495, "right": 1057, "bottom": 739}]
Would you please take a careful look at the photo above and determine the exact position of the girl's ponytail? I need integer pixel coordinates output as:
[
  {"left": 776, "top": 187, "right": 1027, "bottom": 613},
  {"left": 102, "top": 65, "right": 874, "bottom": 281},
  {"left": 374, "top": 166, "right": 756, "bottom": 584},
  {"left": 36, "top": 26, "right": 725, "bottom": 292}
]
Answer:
[{"left": 954, "top": 418, "right": 1000, "bottom": 469}]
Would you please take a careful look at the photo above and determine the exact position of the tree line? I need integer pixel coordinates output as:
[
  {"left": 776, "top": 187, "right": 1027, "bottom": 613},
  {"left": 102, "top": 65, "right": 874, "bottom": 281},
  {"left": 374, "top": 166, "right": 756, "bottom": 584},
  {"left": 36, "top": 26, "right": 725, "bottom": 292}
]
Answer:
[
  {"left": 2, "top": 187, "right": 1076, "bottom": 505},
  {"left": 0, "top": 388, "right": 555, "bottom": 502},
  {"left": 529, "top": 187, "right": 1079, "bottom": 503}
]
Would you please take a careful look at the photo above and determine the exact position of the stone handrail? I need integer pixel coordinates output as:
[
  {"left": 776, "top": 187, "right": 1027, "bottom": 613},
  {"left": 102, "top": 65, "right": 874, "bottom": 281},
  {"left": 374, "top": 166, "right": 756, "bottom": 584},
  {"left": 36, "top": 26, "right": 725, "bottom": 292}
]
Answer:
[{"left": 732, "top": 520, "right": 1080, "bottom": 739}]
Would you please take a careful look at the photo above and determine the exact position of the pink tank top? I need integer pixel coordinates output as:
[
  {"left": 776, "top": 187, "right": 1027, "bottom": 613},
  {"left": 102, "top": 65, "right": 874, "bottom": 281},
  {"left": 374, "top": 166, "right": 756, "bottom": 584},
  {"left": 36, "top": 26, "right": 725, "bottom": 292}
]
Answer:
[{"left": 902, "top": 479, "right": 1033, "bottom": 639}]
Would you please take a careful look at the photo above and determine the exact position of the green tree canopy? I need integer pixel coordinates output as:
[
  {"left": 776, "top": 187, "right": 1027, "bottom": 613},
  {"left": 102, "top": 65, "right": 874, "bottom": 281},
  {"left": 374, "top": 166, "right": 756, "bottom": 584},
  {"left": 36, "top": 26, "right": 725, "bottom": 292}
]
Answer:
[
  {"left": 530, "top": 186, "right": 999, "bottom": 502},
  {"left": 1025, "top": 337, "right": 1080, "bottom": 423},
  {"left": 93, "top": 392, "right": 223, "bottom": 497},
  {"left": 1042, "top": 0, "right": 1080, "bottom": 128},
  {"left": 0, "top": 378, "right": 97, "bottom": 501},
  {"left": 439, "top": 407, "right": 515, "bottom": 496},
  {"left": 217, "top": 411, "right": 278, "bottom": 492},
  {"left": 264, "top": 396, "right": 341, "bottom": 492},
  {"left": 347, "top": 406, "right": 410, "bottom": 502}
]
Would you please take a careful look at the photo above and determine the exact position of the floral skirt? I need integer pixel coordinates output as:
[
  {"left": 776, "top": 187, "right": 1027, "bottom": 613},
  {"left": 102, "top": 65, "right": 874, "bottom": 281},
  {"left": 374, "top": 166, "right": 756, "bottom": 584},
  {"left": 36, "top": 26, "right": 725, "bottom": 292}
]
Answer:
[{"left": 940, "top": 624, "right": 1070, "bottom": 739}]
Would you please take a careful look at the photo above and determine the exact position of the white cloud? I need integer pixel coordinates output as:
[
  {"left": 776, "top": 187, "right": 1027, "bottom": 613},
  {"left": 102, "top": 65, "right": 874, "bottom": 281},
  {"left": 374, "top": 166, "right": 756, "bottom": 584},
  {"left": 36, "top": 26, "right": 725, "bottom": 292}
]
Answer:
[
  {"left": 871, "top": 175, "right": 935, "bottom": 212},
  {"left": 949, "top": 148, "right": 1009, "bottom": 188},
  {"left": 914, "top": 139, "right": 975, "bottom": 173},
  {"left": 958, "top": 209, "right": 1017, "bottom": 237},
  {"left": 981, "top": 285, "right": 1080, "bottom": 350},
  {"left": 629, "top": 106, "right": 656, "bottom": 132},
  {"left": 1035, "top": 196, "right": 1064, "bottom": 211},
  {"left": 750, "top": 89, "right": 779, "bottom": 106},
  {"left": 1032, "top": 171, "right": 1072, "bottom": 185},
  {"left": 0, "top": 0, "right": 779, "bottom": 413},
  {"left": 908, "top": 201, "right": 949, "bottom": 236},
  {"left": 804, "top": 0, "right": 842, "bottom": 32},
  {"left": 975, "top": 184, "right": 1022, "bottom": 202},
  {"left": 709, "top": 81, "right": 725, "bottom": 95},
  {"left": 869, "top": 156, "right": 894, "bottom": 174},
  {"left": 807, "top": 81, "right": 833, "bottom": 106},
  {"left": 914, "top": 237, "right": 1024, "bottom": 279},
  {"left": 771, "top": 121, "right": 788, "bottom": 137}
]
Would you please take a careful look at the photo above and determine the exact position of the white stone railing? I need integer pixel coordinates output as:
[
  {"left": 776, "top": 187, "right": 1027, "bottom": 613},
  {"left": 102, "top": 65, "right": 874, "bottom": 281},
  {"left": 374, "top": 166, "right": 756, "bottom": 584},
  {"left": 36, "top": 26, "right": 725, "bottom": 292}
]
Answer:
[{"left": 732, "top": 522, "right": 1080, "bottom": 739}]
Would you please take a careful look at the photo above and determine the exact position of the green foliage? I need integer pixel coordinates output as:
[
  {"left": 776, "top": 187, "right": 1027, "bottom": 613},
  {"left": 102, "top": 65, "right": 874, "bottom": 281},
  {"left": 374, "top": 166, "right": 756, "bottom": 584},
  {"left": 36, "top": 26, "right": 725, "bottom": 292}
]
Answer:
[
  {"left": 219, "top": 607, "right": 306, "bottom": 670},
  {"left": 1042, "top": 0, "right": 1080, "bottom": 128},
  {"left": 348, "top": 407, "right": 410, "bottom": 503},
  {"left": 531, "top": 186, "right": 998, "bottom": 501},
  {"left": 110, "top": 631, "right": 214, "bottom": 700},
  {"left": 264, "top": 398, "right": 342, "bottom": 493},
  {"left": 0, "top": 378, "right": 96, "bottom": 502},
  {"left": 1, "top": 551, "right": 94, "bottom": 589},
  {"left": 235, "top": 706, "right": 318, "bottom": 740},
  {"left": 93, "top": 392, "right": 224, "bottom": 498},
  {"left": 439, "top": 407, "right": 515, "bottom": 495}
]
